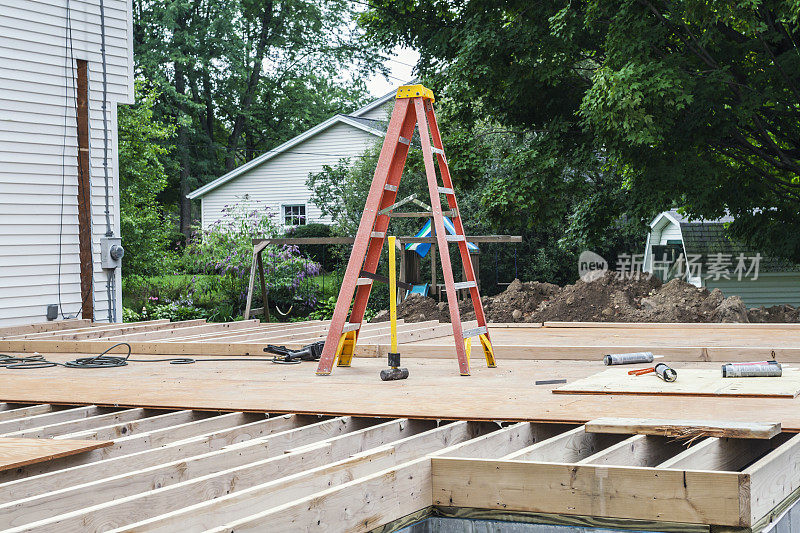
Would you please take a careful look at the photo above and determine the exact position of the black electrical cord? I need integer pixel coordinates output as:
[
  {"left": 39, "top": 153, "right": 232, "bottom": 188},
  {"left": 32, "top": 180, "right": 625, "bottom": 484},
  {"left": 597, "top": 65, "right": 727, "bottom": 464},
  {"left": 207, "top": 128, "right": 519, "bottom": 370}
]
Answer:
[{"left": 0, "top": 343, "right": 300, "bottom": 369}]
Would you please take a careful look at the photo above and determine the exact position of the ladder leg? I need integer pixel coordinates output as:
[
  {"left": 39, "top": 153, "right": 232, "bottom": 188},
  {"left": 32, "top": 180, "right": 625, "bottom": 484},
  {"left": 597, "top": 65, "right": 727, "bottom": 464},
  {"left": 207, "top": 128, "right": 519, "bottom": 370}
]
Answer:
[
  {"left": 413, "top": 98, "right": 471, "bottom": 376},
  {"left": 316, "top": 98, "right": 415, "bottom": 375},
  {"left": 425, "top": 103, "right": 496, "bottom": 368}
]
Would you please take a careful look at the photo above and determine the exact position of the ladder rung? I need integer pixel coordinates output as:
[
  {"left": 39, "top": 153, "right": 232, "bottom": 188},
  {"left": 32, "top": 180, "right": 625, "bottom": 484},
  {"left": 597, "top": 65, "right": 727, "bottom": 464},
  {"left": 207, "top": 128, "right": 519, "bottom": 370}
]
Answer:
[
  {"left": 342, "top": 323, "right": 361, "bottom": 333},
  {"left": 384, "top": 184, "right": 398, "bottom": 192},
  {"left": 432, "top": 147, "right": 444, "bottom": 155},
  {"left": 462, "top": 326, "right": 487, "bottom": 339},
  {"left": 453, "top": 281, "right": 476, "bottom": 290},
  {"left": 356, "top": 278, "right": 373, "bottom": 286},
  {"left": 398, "top": 136, "right": 410, "bottom": 145},
  {"left": 437, "top": 187, "right": 454, "bottom": 195},
  {"left": 445, "top": 235, "right": 465, "bottom": 242},
  {"left": 370, "top": 231, "right": 385, "bottom": 238}
]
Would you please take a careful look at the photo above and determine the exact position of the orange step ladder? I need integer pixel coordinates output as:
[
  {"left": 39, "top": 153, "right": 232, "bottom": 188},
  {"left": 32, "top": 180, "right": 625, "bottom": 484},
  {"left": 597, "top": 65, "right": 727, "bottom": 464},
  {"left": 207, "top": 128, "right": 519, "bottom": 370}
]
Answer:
[{"left": 316, "top": 84, "right": 496, "bottom": 376}]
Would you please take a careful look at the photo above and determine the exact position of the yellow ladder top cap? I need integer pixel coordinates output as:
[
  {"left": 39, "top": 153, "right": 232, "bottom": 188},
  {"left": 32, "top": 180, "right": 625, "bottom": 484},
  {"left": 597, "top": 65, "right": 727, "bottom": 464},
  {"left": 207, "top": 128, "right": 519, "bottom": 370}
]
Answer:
[{"left": 396, "top": 84, "right": 435, "bottom": 102}]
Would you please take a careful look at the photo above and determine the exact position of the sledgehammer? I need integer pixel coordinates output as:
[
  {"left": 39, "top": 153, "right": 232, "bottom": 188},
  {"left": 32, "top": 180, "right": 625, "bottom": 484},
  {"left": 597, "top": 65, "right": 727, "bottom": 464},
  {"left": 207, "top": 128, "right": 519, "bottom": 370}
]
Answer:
[{"left": 380, "top": 236, "right": 408, "bottom": 381}]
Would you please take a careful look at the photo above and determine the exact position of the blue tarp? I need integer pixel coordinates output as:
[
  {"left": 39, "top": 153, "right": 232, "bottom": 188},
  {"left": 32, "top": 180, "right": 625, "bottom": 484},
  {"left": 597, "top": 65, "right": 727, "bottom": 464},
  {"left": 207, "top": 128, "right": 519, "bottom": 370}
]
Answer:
[{"left": 405, "top": 216, "right": 479, "bottom": 258}]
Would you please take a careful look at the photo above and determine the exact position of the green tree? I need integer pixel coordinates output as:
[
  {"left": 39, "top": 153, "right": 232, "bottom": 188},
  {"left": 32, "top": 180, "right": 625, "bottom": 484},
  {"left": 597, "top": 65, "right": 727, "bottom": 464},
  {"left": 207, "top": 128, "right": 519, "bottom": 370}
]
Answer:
[
  {"left": 361, "top": 0, "right": 800, "bottom": 261},
  {"left": 306, "top": 97, "right": 637, "bottom": 286},
  {"left": 133, "top": 0, "right": 387, "bottom": 237},
  {"left": 118, "top": 80, "right": 178, "bottom": 277}
]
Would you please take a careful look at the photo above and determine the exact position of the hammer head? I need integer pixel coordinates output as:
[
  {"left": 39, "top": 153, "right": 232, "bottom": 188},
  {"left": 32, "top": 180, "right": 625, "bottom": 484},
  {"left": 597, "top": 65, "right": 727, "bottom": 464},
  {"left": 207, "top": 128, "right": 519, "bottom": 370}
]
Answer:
[{"left": 380, "top": 367, "right": 409, "bottom": 381}]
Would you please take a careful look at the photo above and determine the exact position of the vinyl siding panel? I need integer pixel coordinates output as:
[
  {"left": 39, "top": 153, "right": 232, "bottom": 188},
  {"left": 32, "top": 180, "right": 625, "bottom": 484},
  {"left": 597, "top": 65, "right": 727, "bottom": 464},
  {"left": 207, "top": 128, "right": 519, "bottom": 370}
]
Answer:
[
  {"left": 0, "top": 0, "right": 132, "bottom": 326},
  {"left": 358, "top": 100, "right": 393, "bottom": 121},
  {"left": 705, "top": 273, "right": 800, "bottom": 308},
  {"left": 657, "top": 222, "right": 682, "bottom": 244},
  {"left": 201, "top": 123, "right": 382, "bottom": 230}
]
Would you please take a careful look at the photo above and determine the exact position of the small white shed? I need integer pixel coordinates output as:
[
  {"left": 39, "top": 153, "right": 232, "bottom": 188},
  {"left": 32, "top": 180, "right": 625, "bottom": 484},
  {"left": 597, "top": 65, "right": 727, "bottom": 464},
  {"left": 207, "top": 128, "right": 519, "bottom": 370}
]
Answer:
[
  {"left": 187, "top": 91, "right": 396, "bottom": 230},
  {"left": 0, "top": 0, "right": 133, "bottom": 326},
  {"left": 643, "top": 210, "right": 800, "bottom": 307}
]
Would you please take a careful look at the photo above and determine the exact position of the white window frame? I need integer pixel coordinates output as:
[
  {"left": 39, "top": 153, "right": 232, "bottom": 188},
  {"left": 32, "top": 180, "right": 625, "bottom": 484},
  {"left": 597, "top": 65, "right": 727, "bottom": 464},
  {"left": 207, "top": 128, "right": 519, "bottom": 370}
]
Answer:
[{"left": 283, "top": 204, "right": 307, "bottom": 226}]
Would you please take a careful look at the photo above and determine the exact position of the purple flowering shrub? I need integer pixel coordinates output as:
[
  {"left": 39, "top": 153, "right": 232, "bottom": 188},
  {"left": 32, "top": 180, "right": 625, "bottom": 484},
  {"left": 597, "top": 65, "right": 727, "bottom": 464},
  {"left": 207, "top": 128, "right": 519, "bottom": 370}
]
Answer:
[{"left": 184, "top": 200, "right": 321, "bottom": 316}]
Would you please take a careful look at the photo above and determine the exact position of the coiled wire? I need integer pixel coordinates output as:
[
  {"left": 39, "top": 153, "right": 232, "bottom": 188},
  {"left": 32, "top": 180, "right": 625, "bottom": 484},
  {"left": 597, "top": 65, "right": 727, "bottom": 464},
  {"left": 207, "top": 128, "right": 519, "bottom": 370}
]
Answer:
[{"left": 0, "top": 343, "right": 288, "bottom": 369}]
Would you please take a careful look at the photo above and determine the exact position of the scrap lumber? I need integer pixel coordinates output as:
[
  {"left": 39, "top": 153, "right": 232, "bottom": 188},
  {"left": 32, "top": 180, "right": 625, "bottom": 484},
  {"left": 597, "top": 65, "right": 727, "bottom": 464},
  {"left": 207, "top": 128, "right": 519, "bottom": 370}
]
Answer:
[
  {"left": 586, "top": 417, "right": 782, "bottom": 440},
  {"left": 0, "top": 437, "right": 111, "bottom": 471}
]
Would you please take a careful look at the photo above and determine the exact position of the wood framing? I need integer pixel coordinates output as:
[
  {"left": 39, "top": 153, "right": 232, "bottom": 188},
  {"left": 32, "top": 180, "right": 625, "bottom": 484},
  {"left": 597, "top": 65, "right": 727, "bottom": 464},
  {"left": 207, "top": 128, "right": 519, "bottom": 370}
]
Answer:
[
  {"left": 3, "top": 320, "right": 800, "bottom": 366},
  {"left": 0, "top": 405, "right": 796, "bottom": 531}
]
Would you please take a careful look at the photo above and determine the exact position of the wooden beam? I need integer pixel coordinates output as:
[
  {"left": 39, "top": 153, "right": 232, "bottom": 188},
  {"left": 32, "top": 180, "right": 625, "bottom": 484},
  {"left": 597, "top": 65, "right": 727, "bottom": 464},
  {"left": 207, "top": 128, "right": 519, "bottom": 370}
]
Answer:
[
  {"left": 0, "top": 408, "right": 149, "bottom": 438},
  {"left": 116, "top": 422, "right": 476, "bottom": 532},
  {"left": 103, "top": 320, "right": 247, "bottom": 341},
  {"left": 196, "top": 417, "right": 529, "bottom": 532},
  {"left": 0, "top": 406, "right": 112, "bottom": 435},
  {"left": 658, "top": 436, "right": 776, "bottom": 471},
  {"left": 0, "top": 405, "right": 55, "bottom": 423},
  {"left": 0, "top": 320, "right": 89, "bottom": 338},
  {"left": 63, "top": 320, "right": 208, "bottom": 341},
  {"left": 431, "top": 457, "right": 748, "bottom": 526},
  {"left": 75, "top": 58, "right": 93, "bottom": 321},
  {"left": 11, "top": 417, "right": 381, "bottom": 530},
  {"left": 0, "top": 414, "right": 301, "bottom": 500},
  {"left": 504, "top": 426, "right": 628, "bottom": 462},
  {"left": 0, "top": 438, "right": 111, "bottom": 472},
  {"left": 4, "top": 319, "right": 169, "bottom": 340},
  {"left": 585, "top": 417, "right": 782, "bottom": 440},
  {"left": 745, "top": 433, "right": 800, "bottom": 524},
  {"left": 576, "top": 434, "right": 687, "bottom": 467},
  {"left": 253, "top": 237, "right": 356, "bottom": 245}
]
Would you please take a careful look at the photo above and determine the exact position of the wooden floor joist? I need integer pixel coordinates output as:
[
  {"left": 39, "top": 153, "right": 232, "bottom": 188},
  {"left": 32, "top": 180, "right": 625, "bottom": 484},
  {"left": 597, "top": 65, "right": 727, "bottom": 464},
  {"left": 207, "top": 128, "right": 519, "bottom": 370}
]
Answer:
[
  {"left": 0, "top": 404, "right": 795, "bottom": 531},
  {"left": 4, "top": 319, "right": 800, "bottom": 362}
]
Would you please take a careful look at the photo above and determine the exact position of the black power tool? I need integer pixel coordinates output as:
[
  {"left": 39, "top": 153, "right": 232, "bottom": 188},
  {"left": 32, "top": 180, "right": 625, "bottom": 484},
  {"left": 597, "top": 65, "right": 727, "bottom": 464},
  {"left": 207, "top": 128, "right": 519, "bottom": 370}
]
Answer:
[{"left": 264, "top": 341, "right": 325, "bottom": 364}]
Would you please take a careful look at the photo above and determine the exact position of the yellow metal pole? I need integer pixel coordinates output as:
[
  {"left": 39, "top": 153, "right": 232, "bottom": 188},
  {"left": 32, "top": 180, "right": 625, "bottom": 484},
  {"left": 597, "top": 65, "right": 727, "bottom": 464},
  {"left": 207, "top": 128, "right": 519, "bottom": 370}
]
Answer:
[{"left": 388, "top": 235, "right": 398, "bottom": 354}]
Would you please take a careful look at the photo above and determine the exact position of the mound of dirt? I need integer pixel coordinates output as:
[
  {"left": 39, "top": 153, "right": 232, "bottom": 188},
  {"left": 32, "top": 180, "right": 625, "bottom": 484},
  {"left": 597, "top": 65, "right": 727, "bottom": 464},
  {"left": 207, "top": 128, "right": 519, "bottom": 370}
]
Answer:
[{"left": 374, "top": 271, "right": 800, "bottom": 324}]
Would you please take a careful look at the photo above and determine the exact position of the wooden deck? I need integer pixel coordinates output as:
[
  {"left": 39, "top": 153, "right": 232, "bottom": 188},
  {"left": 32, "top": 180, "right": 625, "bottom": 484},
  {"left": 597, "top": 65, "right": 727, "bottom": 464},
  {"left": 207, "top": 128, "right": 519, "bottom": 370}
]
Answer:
[{"left": 1, "top": 319, "right": 799, "bottom": 531}]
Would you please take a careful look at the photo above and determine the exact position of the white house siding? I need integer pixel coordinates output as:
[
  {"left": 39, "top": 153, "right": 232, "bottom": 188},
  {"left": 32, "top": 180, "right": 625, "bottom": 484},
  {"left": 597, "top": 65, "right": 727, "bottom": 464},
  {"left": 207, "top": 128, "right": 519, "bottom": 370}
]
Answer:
[
  {"left": 656, "top": 222, "right": 682, "bottom": 245},
  {"left": 705, "top": 273, "right": 800, "bottom": 308},
  {"left": 0, "top": 0, "right": 133, "bottom": 325},
  {"left": 357, "top": 100, "right": 393, "bottom": 121},
  {"left": 200, "top": 122, "right": 381, "bottom": 230},
  {"left": 644, "top": 218, "right": 683, "bottom": 272}
]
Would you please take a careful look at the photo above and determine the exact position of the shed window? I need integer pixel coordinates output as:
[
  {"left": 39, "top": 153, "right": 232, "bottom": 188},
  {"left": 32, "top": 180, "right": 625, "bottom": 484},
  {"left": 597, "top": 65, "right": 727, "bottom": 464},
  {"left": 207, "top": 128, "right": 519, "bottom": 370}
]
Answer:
[{"left": 283, "top": 204, "right": 306, "bottom": 226}]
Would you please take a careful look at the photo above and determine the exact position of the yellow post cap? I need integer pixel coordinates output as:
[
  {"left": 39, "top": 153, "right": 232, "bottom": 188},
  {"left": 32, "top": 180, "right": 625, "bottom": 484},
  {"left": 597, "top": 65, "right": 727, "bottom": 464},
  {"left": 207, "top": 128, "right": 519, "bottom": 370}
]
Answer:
[{"left": 396, "top": 84, "right": 435, "bottom": 102}]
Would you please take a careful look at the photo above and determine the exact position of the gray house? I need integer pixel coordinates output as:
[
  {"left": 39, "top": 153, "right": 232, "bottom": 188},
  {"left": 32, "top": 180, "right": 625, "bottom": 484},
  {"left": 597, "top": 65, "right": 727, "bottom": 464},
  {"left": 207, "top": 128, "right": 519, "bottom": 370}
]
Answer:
[
  {"left": 643, "top": 210, "right": 800, "bottom": 307},
  {"left": 0, "top": 0, "right": 133, "bottom": 325}
]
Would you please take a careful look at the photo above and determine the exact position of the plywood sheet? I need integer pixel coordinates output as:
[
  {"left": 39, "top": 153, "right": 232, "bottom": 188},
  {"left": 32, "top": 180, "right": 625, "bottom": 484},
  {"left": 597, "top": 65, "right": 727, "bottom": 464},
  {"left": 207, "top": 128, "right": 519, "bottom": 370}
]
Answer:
[
  {"left": 555, "top": 367, "right": 800, "bottom": 398},
  {"left": 0, "top": 437, "right": 112, "bottom": 471}
]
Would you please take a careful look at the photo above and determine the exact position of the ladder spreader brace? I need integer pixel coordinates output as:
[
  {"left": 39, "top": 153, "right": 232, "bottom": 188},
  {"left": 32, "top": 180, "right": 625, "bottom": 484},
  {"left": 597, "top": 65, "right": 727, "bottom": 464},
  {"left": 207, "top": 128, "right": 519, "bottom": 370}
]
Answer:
[{"left": 315, "top": 84, "right": 496, "bottom": 376}]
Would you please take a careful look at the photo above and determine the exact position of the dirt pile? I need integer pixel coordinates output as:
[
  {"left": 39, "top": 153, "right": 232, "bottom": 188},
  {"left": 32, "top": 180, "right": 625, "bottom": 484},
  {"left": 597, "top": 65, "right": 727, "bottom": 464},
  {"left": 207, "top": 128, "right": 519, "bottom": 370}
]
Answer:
[{"left": 374, "top": 271, "right": 800, "bottom": 324}]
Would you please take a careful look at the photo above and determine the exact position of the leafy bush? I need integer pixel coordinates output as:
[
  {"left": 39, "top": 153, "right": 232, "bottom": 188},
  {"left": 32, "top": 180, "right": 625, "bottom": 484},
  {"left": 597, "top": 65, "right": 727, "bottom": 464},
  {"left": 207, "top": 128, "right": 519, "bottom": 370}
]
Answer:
[
  {"left": 305, "top": 296, "right": 378, "bottom": 322},
  {"left": 119, "top": 80, "right": 179, "bottom": 277},
  {"left": 285, "top": 223, "right": 342, "bottom": 272},
  {"left": 183, "top": 199, "right": 321, "bottom": 317}
]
